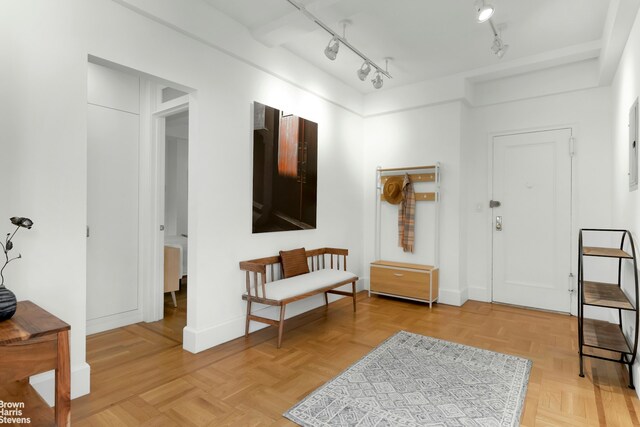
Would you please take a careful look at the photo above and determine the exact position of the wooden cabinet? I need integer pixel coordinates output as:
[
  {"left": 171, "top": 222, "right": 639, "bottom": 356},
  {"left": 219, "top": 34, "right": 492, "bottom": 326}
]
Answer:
[{"left": 370, "top": 260, "right": 438, "bottom": 307}]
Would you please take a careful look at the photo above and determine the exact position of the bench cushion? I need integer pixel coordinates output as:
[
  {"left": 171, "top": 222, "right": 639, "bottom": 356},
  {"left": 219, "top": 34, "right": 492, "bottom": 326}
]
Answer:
[{"left": 251, "top": 268, "right": 357, "bottom": 301}]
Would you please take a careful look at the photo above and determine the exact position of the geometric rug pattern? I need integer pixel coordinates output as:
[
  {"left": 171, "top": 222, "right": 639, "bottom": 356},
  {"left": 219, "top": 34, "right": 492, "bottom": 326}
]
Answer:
[{"left": 284, "top": 331, "right": 532, "bottom": 426}]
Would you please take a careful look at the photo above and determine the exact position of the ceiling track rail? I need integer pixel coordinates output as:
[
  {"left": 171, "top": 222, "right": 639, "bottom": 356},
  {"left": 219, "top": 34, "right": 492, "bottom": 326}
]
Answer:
[{"left": 284, "top": 0, "right": 392, "bottom": 79}]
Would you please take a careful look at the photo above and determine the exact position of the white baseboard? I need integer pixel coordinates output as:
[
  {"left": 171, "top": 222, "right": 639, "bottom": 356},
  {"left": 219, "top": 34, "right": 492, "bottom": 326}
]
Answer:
[
  {"left": 184, "top": 280, "right": 364, "bottom": 353},
  {"left": 30, "top": 362, "right": 91, "bottom": 407},
  {"left": 468, "top": 286, "right": 490, "bottom": 302},
  {"left": 87, "top": 309, "right": 143, "bottom": 335},
  {"left": 438, "top": 288, "right": 468, "bottom": 306}
]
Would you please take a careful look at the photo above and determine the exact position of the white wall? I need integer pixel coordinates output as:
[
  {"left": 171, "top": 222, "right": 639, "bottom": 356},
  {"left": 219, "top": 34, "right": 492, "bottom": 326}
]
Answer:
[
  {"left": 464, "top": 87, "right": 613, "bottom": 305},
  {"left": 176, "top": 140, "right": 188, "bottom": 237},
  {"left": 612, "top": 6, "right": 640, "bottom": 398},
  {"left": 165, "top": 138, "right": 178, "bottom": 236},
  {"left": 363, "top": 102, "right": 467, "bottom": 305},
  {"left": 165, "top": 136, "right": 188, "bottom": 237},
  {"left": 0, "top": 0, "right": 366, "bottom": 401}
]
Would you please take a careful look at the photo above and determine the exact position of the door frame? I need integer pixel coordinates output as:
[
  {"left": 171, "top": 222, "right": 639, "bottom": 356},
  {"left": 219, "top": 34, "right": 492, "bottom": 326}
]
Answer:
[
  {"left": 141, "top": 88, "right": 191, "bottom": 323},
  {"left": 486, "top": 124, "right": 578, "bottom": 314}
]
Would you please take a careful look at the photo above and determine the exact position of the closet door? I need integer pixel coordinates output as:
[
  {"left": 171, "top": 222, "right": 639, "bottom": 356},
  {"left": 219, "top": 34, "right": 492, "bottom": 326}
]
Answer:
[{"left": 87, "top": 63, "right": 141, "bottom": 333}]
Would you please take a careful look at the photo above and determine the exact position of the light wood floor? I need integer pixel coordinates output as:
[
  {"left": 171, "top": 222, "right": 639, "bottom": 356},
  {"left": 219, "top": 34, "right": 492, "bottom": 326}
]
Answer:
[{"left": 7, "top": 292, "right": 640, "bottom": 426}]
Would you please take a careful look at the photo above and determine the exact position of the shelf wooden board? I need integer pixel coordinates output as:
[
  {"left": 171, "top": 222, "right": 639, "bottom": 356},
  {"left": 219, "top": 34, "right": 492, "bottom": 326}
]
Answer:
[
  {"left": 582, "top": 318, "right": 631, "bottom": 354},
  {"left": 582, "top": 246, "right": 632, "bottom": 258},
  {"left": 381, "top": 192, "right": 437, "bottom": 202},
  {"left": 583, "top": 281, "right": 635, "bottom": 310},
  {"left": 371, "top": 260, "right": 436, "bottom": 272},
  {"left": 381, "top": 174, "right": 435, "bottom": 184}
]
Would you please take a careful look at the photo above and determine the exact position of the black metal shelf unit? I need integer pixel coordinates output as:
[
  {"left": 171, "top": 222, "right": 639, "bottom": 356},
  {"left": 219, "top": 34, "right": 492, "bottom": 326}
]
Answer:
[{"left": 578, "top": 228, "right": 639, "bottom": 389}]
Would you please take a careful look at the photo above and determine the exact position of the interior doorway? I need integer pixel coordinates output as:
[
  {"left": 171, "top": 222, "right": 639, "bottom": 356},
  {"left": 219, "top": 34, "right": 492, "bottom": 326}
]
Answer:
[
  {"left": 157, "top": 109, "right": 189, "bottom": 342},
  {"left": 85, "top": 57, "right": 195, "bottom": 350},
  {"left": 491, "top": 128, "right": 573, "bottom": 313},
  {"left": 146, "top": 89, "right": 191, "bottom": 343}
]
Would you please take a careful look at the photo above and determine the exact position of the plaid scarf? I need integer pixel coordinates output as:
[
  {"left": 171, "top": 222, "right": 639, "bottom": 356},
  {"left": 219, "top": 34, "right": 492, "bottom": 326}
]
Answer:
[{"left": 398, "top": 173, "right": 415, "bottom": 252}]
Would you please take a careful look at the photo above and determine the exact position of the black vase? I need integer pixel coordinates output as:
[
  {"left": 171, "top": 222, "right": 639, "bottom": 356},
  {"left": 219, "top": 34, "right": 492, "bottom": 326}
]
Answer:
[{"left": 0, "top": 286, "right": 17, "bottom": 321}]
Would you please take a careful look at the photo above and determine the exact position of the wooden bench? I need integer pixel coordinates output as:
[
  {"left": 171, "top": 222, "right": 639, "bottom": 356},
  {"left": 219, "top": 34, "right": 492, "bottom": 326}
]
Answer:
[{"left": 239, "top": 248, "right": 358, "bottom": 348}]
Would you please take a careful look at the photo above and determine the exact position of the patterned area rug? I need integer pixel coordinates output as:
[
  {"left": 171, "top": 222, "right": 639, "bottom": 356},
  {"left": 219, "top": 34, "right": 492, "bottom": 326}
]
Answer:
[{"left": 284, "top": 331, "right": 531, "bottom": 426}]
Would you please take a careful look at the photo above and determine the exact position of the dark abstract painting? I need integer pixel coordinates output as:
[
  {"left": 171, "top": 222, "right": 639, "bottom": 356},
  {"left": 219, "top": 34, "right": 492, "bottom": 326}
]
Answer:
[{"left": 252, "top": 102, "right": 318, "bottom": 233}]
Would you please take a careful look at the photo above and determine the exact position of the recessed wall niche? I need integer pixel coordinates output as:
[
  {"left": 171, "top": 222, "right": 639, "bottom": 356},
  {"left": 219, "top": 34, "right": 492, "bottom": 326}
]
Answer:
[{"left": 252, "top": 102, "right": 318, "bottom": 233}]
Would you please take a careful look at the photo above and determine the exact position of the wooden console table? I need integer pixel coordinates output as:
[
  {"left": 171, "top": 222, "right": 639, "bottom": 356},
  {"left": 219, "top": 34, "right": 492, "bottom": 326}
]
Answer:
[{"left": 0, "top": 301, "right": 70, "bottom": 426}]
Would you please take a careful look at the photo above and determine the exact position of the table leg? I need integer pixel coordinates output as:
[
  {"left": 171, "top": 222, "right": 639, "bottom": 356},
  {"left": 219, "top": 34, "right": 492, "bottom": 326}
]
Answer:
[{"left": 55, "top": 330, "right": 70, "bottom": 426}]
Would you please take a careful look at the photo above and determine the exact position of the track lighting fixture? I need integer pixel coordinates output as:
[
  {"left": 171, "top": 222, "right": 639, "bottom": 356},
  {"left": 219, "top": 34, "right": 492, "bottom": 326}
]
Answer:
[
  {"left": 285, "top": 0, "right": 392, "bottom": 86},
  {"left": 488, "top": 20, "right": 509, "bottom": 59},
  {"left": 357, "top": 62, "right": 371, "bottom": 81},
  {"left": 475, "top": 1, "right": 510, "bottom": 60},
  {"left": 475, "top": 0, "right": 494, "bottom": 23},
  {"left": 491, "top": 35, "right": 508, "bottom": 58},
  {"left": 370, "top": 58, "right": 390, "bottom": 90},
  {"left": 372, "top": 72, "right": 383, "bottom": 89},
  {"left": 324, "top": 36, "right": 340, "bottom": 60}
]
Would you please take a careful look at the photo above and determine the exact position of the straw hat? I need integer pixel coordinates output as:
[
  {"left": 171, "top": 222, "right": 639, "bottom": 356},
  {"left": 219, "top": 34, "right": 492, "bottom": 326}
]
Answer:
[{"left": 383, "top": 176, "right": 404, "bottom": 205}]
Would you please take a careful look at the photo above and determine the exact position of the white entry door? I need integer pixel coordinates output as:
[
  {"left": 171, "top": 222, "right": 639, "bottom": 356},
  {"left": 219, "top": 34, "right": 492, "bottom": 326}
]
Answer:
[{"left": 492, "top": 128, "right": 572, "bottom": 312}]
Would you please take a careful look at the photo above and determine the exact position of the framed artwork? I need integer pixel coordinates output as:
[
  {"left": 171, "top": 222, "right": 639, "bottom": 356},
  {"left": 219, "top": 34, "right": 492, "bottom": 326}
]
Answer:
[{"left": 252, "top": 102, "right": 318, "bottom": 233}]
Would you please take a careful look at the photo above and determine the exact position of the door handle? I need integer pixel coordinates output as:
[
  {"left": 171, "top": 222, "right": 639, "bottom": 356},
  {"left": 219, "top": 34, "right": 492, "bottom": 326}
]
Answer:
[{"left": 496, "top": 216, "right": 502, "bottom": 231}]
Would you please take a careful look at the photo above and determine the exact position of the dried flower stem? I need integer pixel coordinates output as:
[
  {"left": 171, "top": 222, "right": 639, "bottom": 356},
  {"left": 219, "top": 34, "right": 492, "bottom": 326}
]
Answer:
[{"left": 0, "top": 226, "right": 22, "bottom": 288}]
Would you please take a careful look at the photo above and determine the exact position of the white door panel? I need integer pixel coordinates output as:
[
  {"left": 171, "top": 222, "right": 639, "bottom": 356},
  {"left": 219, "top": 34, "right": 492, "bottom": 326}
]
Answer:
[
  {"left": 87, "top": 104, "right": 139, "bottom": 321},
  {"left": 492, "top": 129, "right": 572, "bottom": 312}
]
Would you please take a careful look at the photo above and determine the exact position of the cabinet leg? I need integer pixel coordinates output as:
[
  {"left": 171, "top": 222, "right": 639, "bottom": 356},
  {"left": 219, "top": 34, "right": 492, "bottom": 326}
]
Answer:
[
  {"left": 579, "top": 353, "right": 584, "bottom": 378},
  {"left": 629, "top": 364, "right": 635, "bottom": 389}
]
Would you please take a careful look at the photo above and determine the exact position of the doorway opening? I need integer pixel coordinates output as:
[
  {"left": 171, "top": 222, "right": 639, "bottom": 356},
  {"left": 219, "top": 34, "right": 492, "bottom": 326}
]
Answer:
[
  {"left": 154, "top": 108, "right": 189, "bottom": 343},
  {"left": 86, "top": 57, "right": 194, "bottom": 348}
]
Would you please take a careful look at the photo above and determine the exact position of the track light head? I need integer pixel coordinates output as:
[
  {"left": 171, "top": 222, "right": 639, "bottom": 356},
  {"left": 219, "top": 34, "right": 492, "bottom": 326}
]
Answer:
[
  {"left": 357, "top": 62, "right": 371, "bottom": 81},
  {"left": 372, "top": 72, "right": 383, "bottom": 89},
  {"left": 324, "top": 36, "right": 340, "bottom": 60},
  {"left": 491, "top": 35, "right": 509, "bottom": 58},
  {"left": 475, "top": 0, "right": 494, "bottom": 23}
]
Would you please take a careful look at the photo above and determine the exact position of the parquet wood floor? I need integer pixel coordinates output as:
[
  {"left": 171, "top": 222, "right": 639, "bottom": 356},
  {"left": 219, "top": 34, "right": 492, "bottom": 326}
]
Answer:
[{"left": 5, "top": 292, "right": 640, "bottom": 425}]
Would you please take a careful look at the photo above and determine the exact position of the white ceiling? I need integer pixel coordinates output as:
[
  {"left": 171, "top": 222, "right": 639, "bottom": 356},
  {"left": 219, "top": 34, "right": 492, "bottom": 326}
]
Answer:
[{"left": 203, "top": 0, "right": 611, "bottom": 93}]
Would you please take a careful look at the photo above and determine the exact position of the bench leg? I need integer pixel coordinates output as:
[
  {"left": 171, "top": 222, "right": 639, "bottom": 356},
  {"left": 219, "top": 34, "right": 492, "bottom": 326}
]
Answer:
[
  {"left": 277, "top": 304, "right": 286, "bottom": 349},
  {"left": 324, "top": 292, "right": 329, "bottom": 307},
  {"left": 245, "top": 299, "right": 252, "bottom": 337},
  {"left": 352, "top": 282, "right": 357, "bottom": 312}
]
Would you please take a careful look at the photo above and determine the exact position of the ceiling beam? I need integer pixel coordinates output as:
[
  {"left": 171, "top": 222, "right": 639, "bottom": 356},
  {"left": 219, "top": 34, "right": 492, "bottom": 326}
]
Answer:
[
  {"left": 598, "top": 0, "right": 640, "bottom": 85},
  {"left": 250, "top": 0, "right": 343, "bottom": 47}
]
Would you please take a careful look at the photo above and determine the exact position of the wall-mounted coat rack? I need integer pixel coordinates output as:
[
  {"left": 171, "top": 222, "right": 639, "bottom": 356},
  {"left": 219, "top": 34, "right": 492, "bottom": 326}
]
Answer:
[{"left": 371, "top": 164, "right": 441, "bottom": 308}]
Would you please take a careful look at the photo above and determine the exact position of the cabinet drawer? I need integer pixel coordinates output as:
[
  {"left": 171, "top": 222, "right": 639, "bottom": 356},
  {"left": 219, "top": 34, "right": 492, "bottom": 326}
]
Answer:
[{"left": 370, "top": 266, "right": 434, "bottom": 300}]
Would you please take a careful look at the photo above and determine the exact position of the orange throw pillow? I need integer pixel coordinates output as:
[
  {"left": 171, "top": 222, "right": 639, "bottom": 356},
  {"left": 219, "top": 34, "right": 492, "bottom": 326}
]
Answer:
[{"left": 280, "top": 248, "right": 310, "bottom": 278}]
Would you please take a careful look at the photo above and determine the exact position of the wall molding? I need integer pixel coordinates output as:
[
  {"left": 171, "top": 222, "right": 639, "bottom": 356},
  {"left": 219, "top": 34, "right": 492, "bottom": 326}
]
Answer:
[
  {"left": 30, "top": 362, "right": 91, "bottom": 406},
  {"left": 87, "top": 309, "right": 143, "bottom": 335},
  {"left": 468, "top": 286, "right": 491, "bottom": 302},
  {"left": 439, "top": 288, "right": 468, "bottom": 306},
  {"left": 184, "top": 281, "right": 364, "bottom": 353}
]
